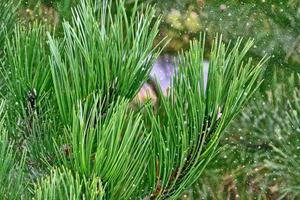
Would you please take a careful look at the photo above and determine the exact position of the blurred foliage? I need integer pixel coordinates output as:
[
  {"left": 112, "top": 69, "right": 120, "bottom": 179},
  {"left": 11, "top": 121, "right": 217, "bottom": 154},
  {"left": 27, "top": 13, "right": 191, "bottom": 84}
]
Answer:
[
  {"left": 156, "top": 0, "right": 300, "bottom": 62},
  {"left": 0, "top": 1, "right": 18, "bottom": 53},
  {"left": 153, "top": 0, "right": 300, "bottom": 90}
]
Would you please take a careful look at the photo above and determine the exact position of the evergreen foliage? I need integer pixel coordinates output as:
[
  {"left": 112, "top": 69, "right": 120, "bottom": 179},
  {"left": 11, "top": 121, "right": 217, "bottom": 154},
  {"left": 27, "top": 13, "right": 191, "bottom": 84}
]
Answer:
[
  {"left": 0, "top": 101, "right": 26, "bottom": 199},
  {"left": 190, "top": 75, "right": 300, "bottom": 199},
  {"left": 33, "top": 167, "right": 105, "bottom": 200},
  {"left": 0, "top": 1, "right": 17, "bottom": 52},
  {"left": 152, "top": 0, "right": 300, "bottom": 90},
  {"left": 141, "top": 36, "right": 266, "bottom": 199},
  {"left": 0, "top": 0, "right": 267, "bottom": 199},
  {"left": 48, "top": 0, "right": 161, "bottom": 124}
]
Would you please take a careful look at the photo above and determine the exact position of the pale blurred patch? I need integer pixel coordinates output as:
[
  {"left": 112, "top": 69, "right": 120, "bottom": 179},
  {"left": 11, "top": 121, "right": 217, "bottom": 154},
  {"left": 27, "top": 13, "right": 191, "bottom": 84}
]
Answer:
[{"left": 133, "top": 55, "right": 209, "bottom": 108}]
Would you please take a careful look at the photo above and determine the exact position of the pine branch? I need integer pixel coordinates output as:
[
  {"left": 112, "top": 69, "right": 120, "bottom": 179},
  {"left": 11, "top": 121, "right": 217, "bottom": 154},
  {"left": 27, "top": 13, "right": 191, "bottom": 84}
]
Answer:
[
  {"left": 2, "top": 24, "right": 61, "bottom": 181},
  {"left": 48, "top": 0, "right": 162, "bottom": 125},
  {"left": 33, "top": 167, "right": 105, "bottom": 200},
  {"left": 0, "top": 0, "right": 268, "bottom": 199},
  {"left": 2, "top": 25, "right": 53, "bottom": 136},
  {"left": 143, "top": 34, "right": 267, "bottom": 199},
  {"left": 52, "top": 95, "right": 151, "bottom": 199},
  {"left": 0, "top": 100, "right": 27, "bottom": 199},
  {"left": 0, "top": 0, "right": 18, "bottom": 53}
]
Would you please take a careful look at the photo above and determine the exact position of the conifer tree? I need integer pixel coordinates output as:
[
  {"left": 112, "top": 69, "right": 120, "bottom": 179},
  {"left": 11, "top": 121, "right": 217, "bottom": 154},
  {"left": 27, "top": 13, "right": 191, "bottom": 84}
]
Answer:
[{"left": 0, "top": 0, "right": 267, "bottom": 199}]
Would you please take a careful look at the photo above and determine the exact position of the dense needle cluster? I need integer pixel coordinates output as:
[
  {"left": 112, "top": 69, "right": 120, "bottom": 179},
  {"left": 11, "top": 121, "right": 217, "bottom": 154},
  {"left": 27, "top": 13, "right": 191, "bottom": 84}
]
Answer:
[{"left": 0, "top": 0, "right": 267, "bottom": 199}]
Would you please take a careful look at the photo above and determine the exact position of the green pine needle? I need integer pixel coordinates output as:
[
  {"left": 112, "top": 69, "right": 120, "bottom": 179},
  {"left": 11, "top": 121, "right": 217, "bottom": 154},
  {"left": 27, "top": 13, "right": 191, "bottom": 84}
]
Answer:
[
  {"left": 0, "top": 100, "right": 26, "bottom": 199},
  {"left": 142, "top": 34, "right": 268, "bottom": 199},
  {"left": 48, "top": 0, "right": 162, "bottom": 125},
  {"left": 33, "top": 166, "right": 105, "bottom": 200},
  {"left": 0, "top": 0, "right": 268, "bottom": 199},
  {"left": 0, "top": 0, "right": 18, "bottom": 53}
]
